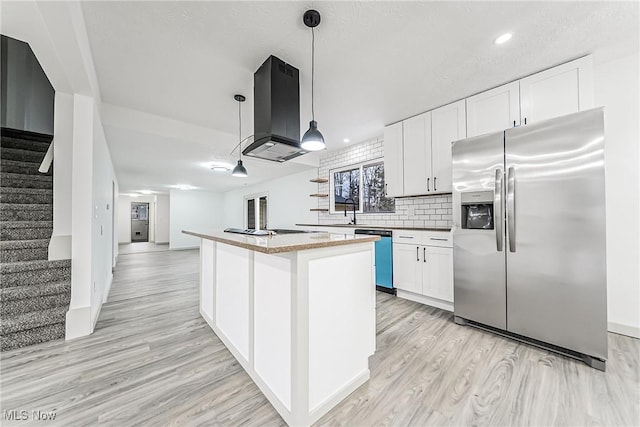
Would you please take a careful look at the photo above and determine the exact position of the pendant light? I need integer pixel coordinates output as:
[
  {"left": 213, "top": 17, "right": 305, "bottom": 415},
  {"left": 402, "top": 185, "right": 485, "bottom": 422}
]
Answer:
[
  {"left": 301, "top": 10, "right": 325, "bottom": 151},
  {"left": 232, "top": 94, "right": 248, "bottom": 177}
]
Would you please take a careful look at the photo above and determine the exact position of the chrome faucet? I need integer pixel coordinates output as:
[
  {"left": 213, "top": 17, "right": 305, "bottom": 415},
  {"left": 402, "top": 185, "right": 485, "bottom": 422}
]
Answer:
[{"left": 344, "top": 198, "right": 357, "bottom": 225}]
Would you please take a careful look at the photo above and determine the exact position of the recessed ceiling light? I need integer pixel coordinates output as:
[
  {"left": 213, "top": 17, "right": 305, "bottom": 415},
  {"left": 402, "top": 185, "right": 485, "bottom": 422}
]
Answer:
[
  {"left": 343, "top": 138, "right": 350, "bottom": 143},
  {"left": 129, "top": 193, "right": 140, "bottom": 198},
  {"left": 494, "top": 33, "right": 512, "bottom": 45},
  {"left": 208, "top": 161, "right": 233, "bottom": 172},
  {"left": 173, "top": 184, "right": 196, "bottom": 191},
  {"left": 140, "top": 190, "right": 153, "bottom": 195}
]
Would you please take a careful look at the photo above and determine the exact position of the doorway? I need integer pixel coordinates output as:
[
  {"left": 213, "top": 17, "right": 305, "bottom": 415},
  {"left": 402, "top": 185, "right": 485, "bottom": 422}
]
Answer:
[{"left": 131, "top": 202, "right": 150, "bottom": 242}]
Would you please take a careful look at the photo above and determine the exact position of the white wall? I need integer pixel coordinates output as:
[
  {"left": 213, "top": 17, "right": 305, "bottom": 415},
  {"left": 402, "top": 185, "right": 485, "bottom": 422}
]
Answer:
[
  {"left": 48, "top": 92, "right": 73, "bottom": 260},
  {"left": 594, "top": 52, "right": 640, "bottom": 338},
  {"left": 155, "top": 194, "right": 170, "bottom": 244},
  {"left": 170, "top": 190, "right": 224, "bottom": 249},
  {"left": 222, "top": 169, "right": 318, "bottom": 229},
  {"left": 117, "top": 195, "right": 156, "bottom": 243}
]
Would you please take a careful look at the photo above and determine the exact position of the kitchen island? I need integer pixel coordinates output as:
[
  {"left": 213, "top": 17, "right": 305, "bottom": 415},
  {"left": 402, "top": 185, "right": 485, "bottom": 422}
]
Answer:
[{"left": 182, "top": 229, "right": 380, "bottom": 427}]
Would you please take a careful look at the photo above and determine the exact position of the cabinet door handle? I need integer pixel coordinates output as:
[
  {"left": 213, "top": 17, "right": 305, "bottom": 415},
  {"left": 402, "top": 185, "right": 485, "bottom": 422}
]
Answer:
[
  {"left": 416, "top": 246, "right": 420, "bottom": 262},
  {"left": 399, "top": 235, "right": 414, "bottom": 239},
  {"left": 426, "top": 178, "right": 430, "bottom": 191},
  {"left": 385, "top": 183, "right": 388, "bottom": 196},
  {"left": 423, "top": 247, "right": 426, "bottom": 263},
  {"left": 430, "top": 237, "right": 448, "bottom": 241},
  {"left": 434, "top": 177, "right": 437, "bottom": 191},
  {"left": 513, "top": 120, "right": 516, "bottom": 127},
  {"left": 524, "top": 117, "right": 527, "bottom": 125}
]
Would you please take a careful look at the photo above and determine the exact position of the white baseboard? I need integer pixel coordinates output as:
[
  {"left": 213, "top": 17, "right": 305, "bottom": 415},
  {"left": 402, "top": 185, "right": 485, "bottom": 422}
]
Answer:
[
  {"left": 103, "top": 273, "right": 113, "bottom": 304},
  {"left": 608, "top": 321, "right": 640, "bottom": 339},
  {"left": 396, "top": 289, "right": 454, "bottom": 312},
  {"left": 65, "top": 305, "right": 92, "bottom": 340},
  {"left": 170, "top": 246, "right": 199, "bottom": 251}
]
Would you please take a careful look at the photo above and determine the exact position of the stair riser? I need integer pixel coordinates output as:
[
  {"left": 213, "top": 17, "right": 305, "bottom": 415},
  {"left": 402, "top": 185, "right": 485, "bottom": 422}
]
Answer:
[
  {"left": 1, "top": 148, "right": 45, "bottom": 163},
  {"left": 1, "top": 323, "right": 65, "bottom": 352},
  {"left": 1, "top": 267, "right": 71, "bottom": 289},
  {"left": 0, "top": 137, "right": 50, "bottom": 153},
  {"left": 1, "top": 293, "right": 70, "bottom": 317},
  {"left": 0, "top": 227, "right": 52, "bottom": 241},
  {"left": 0, "top": 161, "right": 52, "bottom": 176},
  {"left": 0, "top": 209, "right": 52, "bottom": 221},
  {"left": 0, "top": 176, "right": 53, "bottom": 189},
  {"left": 0, "top": 191, "right": 52, "bottom": 204},
  {"left": 1, "top": 247, "right": 49, "bottom": 263}
]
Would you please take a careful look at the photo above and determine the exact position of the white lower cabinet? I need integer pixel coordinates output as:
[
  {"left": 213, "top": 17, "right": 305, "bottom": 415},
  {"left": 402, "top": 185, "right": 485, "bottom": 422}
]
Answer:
[{"left": 392, "top": 236, "right": 453, "bottom": 310}]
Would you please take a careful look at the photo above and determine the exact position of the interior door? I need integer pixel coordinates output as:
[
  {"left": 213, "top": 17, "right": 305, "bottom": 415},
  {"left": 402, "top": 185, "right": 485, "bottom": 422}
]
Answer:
[
  {"left": 505, "top": 108, "right": 607, "bottom": 360},
  {"left": 131, "top": 202, "right": 149, "bottom": 242},
  {"left": 403, "top": 112, "right": 432, "bottom": 196},
  {"left": 452, "top": 131, "right": 506, "bottom": 329}
]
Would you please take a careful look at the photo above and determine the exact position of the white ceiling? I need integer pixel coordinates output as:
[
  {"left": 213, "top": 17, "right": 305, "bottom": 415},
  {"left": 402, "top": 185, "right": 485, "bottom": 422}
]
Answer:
[{"left": 80, "top": 1, "right": 639, "bottom": 194}]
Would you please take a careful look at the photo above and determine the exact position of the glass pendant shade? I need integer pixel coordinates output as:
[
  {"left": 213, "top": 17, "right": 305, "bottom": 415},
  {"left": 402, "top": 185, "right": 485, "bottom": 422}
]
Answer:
[
  {"left": 300, "top": 120, "right": 325, "bottom": 151},
  {"left": 232, "top": 159, "right": 248, "bottom": 177}
]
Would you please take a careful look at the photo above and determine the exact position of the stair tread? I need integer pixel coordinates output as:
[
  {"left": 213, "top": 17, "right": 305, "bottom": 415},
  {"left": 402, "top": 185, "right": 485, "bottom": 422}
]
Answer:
[
  {"left": 0, "top": 239, "right": 50, "bottom": 249},
  {"left": 1, "top": 259, "right": 71, "bottom": 274},
  {"left": 0, "top": 306, "right": 67, "bottom": 335},
  {"left": 0, "top": 203, "right": 53, "bottom": 210},
  {"left": 1, "top": 128, "right": 53, "bottom": 145},
  {"left": 0, "top": 280, "right": 71, "bottom": 301},
  {"left": 0, "top": 172, "right": 52, "bottom": 181},
  {"left": 0, "top": 187, "right": 52, "bottom": 194},
  {"left": 1, "top": 323, "right": 65, "bottom": 352},
  {"left": 0, "top": 221, "right": 53, "bottom": 229}
]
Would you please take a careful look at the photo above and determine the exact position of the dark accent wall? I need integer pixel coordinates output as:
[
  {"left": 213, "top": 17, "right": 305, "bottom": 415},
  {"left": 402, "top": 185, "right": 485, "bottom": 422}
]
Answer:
[{"left": 1, "top": 35, "right": 54, "bottom": 135}]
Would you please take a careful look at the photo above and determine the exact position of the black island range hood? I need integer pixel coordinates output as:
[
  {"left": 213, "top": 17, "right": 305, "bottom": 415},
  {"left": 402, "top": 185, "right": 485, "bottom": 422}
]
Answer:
[{"left": 242, "top": 55, "right": 308, "bottom": 162}]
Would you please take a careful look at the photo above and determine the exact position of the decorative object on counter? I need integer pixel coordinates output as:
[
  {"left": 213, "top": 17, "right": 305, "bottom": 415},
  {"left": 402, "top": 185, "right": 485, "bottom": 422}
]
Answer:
[
  {"left": 300, "top": 9, "right": 326, "bottom": 152},
  {"left": 232, "top": 94, "right": 248, "bottom": 177}
]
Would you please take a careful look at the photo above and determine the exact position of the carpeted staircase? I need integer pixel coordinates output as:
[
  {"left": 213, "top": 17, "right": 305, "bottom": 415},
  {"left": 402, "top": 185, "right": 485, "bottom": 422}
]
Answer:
[{"left": 0, "top": 128, "right": 71, "bottom": 351}]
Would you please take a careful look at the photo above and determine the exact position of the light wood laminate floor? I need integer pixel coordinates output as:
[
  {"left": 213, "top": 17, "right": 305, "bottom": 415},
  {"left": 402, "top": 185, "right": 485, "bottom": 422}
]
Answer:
[{"left": 1, "top": 249, "right": 638, "bottom": 426}]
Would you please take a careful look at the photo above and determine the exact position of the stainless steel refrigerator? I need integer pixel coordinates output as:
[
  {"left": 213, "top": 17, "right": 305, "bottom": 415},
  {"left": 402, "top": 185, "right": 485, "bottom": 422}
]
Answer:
[{"left": 452, "top": 108, "right": 607, "bottom": 370}]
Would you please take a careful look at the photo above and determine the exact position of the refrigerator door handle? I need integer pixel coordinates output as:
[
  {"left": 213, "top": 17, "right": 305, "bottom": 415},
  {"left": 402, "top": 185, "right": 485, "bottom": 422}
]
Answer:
[
  {"left": 507, "top": 166, "right": 516, "bottom": 252},
  {"left": 495, "top": 168, "right": 504, "bottom": 252}
]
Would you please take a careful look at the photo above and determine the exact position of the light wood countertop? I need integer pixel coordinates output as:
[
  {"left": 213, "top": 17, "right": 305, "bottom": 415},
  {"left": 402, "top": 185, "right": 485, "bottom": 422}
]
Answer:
[{"left": 182, "top": 230, "right": 379, "bottom": 254}]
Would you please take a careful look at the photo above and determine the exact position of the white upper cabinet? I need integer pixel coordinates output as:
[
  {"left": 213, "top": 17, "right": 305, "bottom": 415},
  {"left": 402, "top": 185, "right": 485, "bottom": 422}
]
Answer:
[
  {"left": 466, "top": 81, "right": 521, "bottom": 137},
  {"left": 519, "top": 56, "right": 594, "bottom": 125},
  {"left": 383, "top": 121, "right": 404, "bottom": 198},
  {"left": 431, "top": 100, "right": 466, "bottom": 193},
  {"left": 402, "top": 112, "right": 432, "bottom": 196}
]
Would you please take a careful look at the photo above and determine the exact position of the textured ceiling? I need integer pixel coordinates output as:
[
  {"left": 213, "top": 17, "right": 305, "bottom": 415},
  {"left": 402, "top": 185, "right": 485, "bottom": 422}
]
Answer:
[{"left": 80, "top": 1, "right": 639, "bottom": 193}]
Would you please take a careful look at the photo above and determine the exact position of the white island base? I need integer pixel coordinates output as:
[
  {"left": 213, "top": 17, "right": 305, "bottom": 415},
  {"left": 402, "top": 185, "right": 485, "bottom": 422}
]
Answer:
[{"left": 197, "top": 236, "right": 376, "bottom": 426}]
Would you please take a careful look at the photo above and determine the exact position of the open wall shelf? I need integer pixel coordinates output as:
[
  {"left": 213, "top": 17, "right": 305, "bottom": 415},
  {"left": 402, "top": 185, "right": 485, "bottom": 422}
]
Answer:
[
  {"left": 310, "top": 178, "right": 328, "bottom": 183},
  {"left": 310, "top": 194, "right": 328, "bottom": 198}
]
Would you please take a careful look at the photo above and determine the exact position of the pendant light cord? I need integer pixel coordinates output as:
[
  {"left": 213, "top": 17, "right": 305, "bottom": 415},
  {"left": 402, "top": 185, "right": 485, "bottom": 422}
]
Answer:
[
  {"left": 311, "top": 26, "right": 315, "bottom": 121},
  {"left": 238, "top": 99, "right": 242, "bottom": 161}
]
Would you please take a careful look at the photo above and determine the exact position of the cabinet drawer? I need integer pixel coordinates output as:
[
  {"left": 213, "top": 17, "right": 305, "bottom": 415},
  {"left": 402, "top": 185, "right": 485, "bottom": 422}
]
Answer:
[
  {"left": 423, "top": 231, "right": 452, "bottom": 248},
  {"left": 392, "top": 230, "right": 424, "bottom": 244}
]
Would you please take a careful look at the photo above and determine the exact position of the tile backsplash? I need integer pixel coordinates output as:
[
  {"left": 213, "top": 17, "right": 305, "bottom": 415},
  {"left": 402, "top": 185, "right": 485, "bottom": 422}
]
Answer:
[{"left": 315, "top": 138, "right": 453, "bottom": 228}]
